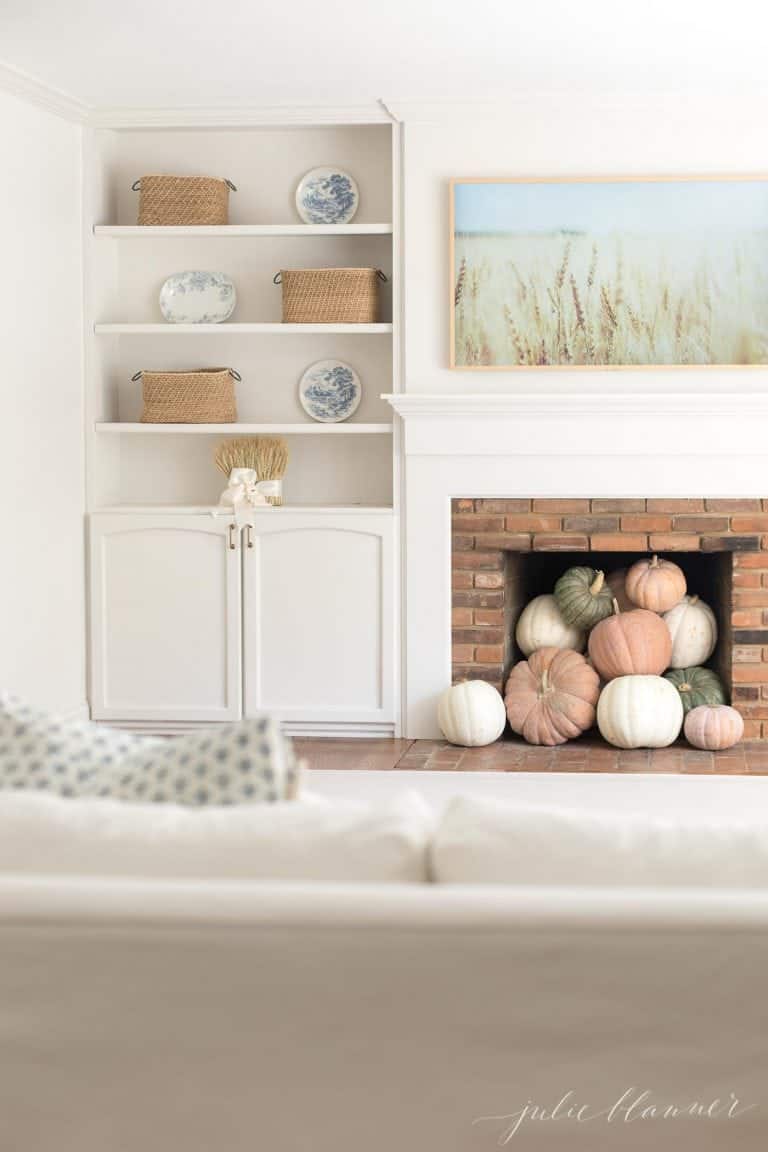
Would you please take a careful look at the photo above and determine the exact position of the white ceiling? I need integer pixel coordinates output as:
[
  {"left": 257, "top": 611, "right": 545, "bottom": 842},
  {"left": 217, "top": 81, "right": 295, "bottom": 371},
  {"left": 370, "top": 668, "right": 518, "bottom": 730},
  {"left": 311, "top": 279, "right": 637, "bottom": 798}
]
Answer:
[{"left": 1, "top": 0, "right": 767, "bottom": 110}]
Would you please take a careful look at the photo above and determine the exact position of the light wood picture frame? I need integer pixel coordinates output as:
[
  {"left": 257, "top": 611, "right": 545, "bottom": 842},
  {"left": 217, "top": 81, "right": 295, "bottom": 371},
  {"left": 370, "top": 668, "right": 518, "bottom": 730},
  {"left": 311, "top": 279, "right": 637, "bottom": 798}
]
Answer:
[{"left": 450, "top": 175, "right": 768, "bottom": 370}]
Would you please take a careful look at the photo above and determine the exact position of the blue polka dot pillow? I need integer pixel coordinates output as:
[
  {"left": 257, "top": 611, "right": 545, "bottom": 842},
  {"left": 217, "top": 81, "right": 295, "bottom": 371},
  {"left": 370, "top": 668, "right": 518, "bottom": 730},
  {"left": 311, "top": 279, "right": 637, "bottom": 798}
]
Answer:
[
  {"left": 114, "top": 717, "right": 298, "bottom": 806},
  {"left": 0, "top": 694, "right": 298, "bottom": 806},
  {"left": 0, "top": 693, "right": 153, "bottom": 798}
]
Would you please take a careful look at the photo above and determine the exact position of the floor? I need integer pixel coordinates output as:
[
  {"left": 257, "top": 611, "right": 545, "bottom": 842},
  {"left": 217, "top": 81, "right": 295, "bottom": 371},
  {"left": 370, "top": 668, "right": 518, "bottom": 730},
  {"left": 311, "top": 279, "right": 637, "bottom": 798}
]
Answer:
[{"left": 294, "top": 736, "right": 768, "bottom": 774}]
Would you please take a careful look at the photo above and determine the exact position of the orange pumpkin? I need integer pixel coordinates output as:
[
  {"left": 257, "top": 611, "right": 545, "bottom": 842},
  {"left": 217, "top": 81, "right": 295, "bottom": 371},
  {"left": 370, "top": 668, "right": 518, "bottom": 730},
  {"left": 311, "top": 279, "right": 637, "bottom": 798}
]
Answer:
[
  {"left": 504, "top": 646, "right": 600, "bottom": 746},
  {"left": 625, "top": 554, "right": 686, "bottom": 613},
  {"left": 588, "top": 601, "right": 672, "bottom": 681},
  {"left": 684, "top": 705, "right": 744, "bottom": 751}
]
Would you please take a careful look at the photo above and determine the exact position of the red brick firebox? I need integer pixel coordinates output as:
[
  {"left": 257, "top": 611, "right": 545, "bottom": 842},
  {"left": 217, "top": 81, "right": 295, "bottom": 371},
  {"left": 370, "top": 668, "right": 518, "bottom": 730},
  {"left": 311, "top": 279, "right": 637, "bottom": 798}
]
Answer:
[{"left": 452, "top": 497, "right": 768, "bottom": 741}]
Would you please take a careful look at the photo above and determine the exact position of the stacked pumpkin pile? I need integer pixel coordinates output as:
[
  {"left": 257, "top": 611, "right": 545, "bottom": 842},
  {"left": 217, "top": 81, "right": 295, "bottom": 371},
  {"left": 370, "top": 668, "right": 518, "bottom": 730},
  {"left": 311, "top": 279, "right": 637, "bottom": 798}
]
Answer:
[{"left": 505, "top": 556, "right": 743, "bottom": 751}]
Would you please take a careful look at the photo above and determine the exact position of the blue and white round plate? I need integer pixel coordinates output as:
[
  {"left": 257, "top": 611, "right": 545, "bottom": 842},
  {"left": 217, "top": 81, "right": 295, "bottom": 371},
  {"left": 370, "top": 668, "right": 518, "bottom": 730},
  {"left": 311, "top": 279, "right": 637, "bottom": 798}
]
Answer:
[
  {"left": 295, "top": 167, "right": 359, "bottom": 225},
  {"left": 299, "top": 360, "right": 362, "bottom": 423},
  {"left": 159, "top": 270, "right": 236, "bottom": 324}
]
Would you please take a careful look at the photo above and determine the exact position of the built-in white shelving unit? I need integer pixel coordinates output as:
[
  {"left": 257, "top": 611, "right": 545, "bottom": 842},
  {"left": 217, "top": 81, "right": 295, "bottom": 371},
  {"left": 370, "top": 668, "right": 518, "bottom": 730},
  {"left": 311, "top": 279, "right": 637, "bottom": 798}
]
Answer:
[
  {"left": 84, "top": 115, "right": 402, "bottom": 735},
  {"left": 85, "top": 118, "right": 400, "bottom": 511}
]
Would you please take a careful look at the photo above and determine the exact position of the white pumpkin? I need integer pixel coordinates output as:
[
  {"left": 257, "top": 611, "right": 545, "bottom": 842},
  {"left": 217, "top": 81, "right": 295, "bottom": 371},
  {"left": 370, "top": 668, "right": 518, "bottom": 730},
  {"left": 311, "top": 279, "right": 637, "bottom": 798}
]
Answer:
[
  {"left": 437, "top": 681, "right": 506, "bottom": 747},
  {"left": 597, "top": 674, "right": 684, "bottom": 749},
  {"left": 515, "top": 594, "right": 586, "bottom": 656},
  {"left": 663, "top": 595, "right": 717, "bottom": 669}
]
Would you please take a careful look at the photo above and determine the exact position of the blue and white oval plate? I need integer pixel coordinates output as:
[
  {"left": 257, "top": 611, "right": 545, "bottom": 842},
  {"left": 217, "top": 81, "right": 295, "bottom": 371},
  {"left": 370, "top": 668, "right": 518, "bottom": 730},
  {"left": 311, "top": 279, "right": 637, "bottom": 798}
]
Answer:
[{"left": 159, "top": 270, "right": 236, "bottom": 324}]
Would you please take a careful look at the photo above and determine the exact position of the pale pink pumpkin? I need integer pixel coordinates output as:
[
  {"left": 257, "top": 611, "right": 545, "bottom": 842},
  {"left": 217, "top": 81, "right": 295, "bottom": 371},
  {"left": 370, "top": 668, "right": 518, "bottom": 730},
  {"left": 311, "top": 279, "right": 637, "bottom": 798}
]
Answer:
[
  {"left": 684, "top": 705, "right": 744, "bottom": 751},
  {"left": 625, "top": 554, "right": 686, "bottom": 613},
  {"left": 504, "top": 646, "right": 600, "bottom": 746}
]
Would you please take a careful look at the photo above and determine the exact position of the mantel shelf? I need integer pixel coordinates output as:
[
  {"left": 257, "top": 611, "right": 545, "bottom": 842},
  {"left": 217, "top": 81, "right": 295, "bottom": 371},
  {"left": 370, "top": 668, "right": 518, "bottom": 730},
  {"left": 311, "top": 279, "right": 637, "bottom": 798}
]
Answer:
[
  {"left": 95, "top": 422, "right": 393, "bottom": 435},
  {"left": 95, "top": 323, "right": 393, "bottom": 335},
  {"left": 94, "top": 224, "right": 393, "bottom": 237}
]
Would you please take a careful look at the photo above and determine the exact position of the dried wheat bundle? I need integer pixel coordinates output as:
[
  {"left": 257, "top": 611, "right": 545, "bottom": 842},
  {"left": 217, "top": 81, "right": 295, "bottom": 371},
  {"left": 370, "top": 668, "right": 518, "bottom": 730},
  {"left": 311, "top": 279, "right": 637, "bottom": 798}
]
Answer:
[
  {"left": 214, "top": 437, "right": 260, "bottom": 477},
  {"left": 254, "top": 437, "right": 288, "bottom": 506}
]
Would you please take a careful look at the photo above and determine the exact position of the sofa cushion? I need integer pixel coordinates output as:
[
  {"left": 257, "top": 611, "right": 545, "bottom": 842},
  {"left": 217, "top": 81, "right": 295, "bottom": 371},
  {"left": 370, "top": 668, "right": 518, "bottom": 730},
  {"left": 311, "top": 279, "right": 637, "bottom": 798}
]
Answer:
[
  {"left": 432, "top": 795, "right": 768, "bottom": 887},
  {"left": 0, "top": 791, "right": 434, "bottom": 882}
]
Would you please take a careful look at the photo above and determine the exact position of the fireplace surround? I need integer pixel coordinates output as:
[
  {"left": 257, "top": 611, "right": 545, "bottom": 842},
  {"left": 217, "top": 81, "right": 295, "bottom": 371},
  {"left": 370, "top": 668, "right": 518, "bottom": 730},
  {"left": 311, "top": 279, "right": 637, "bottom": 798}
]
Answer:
[{"left": 386, "top": 390, "right": 768, "bottom": 740}]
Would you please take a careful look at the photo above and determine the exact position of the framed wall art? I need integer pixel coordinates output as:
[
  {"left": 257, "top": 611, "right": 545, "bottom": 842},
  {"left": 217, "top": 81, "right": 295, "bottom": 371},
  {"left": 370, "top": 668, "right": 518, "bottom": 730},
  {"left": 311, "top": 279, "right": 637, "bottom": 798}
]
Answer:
[{"left": 450, "top": 176, "right": 768, "bottom": 369}]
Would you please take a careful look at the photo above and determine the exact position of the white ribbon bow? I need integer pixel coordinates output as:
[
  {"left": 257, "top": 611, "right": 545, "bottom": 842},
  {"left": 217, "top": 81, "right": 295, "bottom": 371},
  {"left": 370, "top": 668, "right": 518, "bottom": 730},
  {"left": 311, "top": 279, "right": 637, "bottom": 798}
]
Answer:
[{"left": 218, "top": 468, "right": 269, "bottom": 527}]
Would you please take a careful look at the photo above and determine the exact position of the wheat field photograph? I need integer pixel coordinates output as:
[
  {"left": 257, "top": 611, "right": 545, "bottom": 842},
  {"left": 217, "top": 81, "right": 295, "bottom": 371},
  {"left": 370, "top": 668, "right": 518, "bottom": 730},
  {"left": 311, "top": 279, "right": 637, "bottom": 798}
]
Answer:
[{"left": 451, "top": 178, "right": 768, "bottom": 368}]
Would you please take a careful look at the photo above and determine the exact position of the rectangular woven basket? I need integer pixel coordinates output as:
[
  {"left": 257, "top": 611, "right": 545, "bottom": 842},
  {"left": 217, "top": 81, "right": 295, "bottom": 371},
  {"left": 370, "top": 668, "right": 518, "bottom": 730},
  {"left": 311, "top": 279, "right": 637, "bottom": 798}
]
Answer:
[
  {"left": 137, "top": 368, "right": 239, "bottom": 423},
  {"left": 133, "top": 176, "right": 236, "bottom": 226},
  {"left": 275, "top": 267, "right": 385, "bottom": 323}
]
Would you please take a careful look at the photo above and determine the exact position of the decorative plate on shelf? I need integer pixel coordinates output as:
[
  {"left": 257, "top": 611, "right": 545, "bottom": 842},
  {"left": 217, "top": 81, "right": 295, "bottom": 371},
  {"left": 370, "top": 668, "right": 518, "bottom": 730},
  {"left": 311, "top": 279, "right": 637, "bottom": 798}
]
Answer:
[
  {"left": 159, "top": 271, "right": 236, "bottom": 324},
  {"left": 295, "top": 168, "right": 359, "bottom": 225},
  {"left": 299, "top": 360, "right": 362, "bottom": 423}
]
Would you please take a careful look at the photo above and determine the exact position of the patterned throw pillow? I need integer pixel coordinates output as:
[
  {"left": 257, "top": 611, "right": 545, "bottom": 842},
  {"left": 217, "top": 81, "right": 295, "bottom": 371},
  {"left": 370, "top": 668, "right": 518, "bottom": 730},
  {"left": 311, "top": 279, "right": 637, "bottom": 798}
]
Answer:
[
  {"left": 0, "top": 693, "right": 153, "bottom": 798},
  {"left": 114, "top": 717, "right": 299, "bottom": 806},
  {"left": 0, "top": 694, "right": 298, "bottom": 806}
]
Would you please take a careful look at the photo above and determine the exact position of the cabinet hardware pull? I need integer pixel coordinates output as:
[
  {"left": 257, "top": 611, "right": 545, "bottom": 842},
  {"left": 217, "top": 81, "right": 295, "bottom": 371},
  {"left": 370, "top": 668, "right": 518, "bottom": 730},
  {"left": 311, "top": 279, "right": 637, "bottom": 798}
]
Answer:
[
  {"left": 246, "top": 524, "right": 254, "bottom": 549},
  {"left": 228, "top": 523, "right": 237, "bottom": 550}
]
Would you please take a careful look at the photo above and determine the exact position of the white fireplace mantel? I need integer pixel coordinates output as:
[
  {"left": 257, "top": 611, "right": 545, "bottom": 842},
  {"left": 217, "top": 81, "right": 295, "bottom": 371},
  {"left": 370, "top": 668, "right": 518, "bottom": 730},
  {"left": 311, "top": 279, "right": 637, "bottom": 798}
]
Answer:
[{"left": 385, "top": 391, "right": 768, "bottom": 737}]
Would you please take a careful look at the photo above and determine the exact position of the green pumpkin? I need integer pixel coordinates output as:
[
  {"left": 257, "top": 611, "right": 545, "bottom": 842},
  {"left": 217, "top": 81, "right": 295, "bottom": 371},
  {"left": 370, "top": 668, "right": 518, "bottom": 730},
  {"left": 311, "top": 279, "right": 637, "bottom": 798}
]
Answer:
[
  {"left": 664, "top": 667, "right": 727, "bottom": 714},
  {"left": 554, "top": 567, "right": 614, "bottom": 629}
]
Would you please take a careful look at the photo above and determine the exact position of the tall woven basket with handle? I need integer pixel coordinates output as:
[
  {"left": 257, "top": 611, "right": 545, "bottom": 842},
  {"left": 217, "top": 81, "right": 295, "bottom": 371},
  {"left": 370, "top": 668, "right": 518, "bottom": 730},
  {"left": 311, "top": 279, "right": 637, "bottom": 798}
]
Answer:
[
  {"left": 274, "top": 268, "right": 386, "bottom": 323},
  {"left": 133, "top": 176, "right": 237, "bottom": 226},
  {"left": 136, "top": 368, "right": 240, "bottom": 423}
]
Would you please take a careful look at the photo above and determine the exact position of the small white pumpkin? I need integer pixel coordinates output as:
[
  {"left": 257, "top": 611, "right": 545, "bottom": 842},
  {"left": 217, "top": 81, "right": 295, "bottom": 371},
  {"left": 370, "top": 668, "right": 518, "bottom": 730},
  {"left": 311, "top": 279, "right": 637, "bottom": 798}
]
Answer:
[
  {"left": 663, "top": 594, "right": 717, "bottom": 669},
  {"left": 437, "top": 681, "right": 506, "bottom": 747},
  {"left": 515, "top": 594, "right": 586, "bottom": 656},
  {"left": 597, "top": 674, "right": 684, "bottom": 749}
]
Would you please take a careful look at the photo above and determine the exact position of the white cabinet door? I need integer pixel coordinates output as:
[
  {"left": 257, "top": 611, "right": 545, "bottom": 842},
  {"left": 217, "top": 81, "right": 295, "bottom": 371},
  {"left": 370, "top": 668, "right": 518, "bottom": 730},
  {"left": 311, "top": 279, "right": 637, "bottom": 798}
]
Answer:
[
  {"left": 90, "top": 514, "right": 241, "bottom": 722},
  {"left": 243, "top": 513, "right": 395, "bottom": 725}
]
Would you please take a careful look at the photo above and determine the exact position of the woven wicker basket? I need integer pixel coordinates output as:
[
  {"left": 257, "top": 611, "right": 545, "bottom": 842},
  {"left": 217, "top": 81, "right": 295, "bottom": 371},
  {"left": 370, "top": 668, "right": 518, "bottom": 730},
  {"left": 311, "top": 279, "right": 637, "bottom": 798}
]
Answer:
[
  {"left": 274, "top": 268, "right": 386, "bottom": 323},
  {"left": 136, "top": 368, "right": 240, "bottom": 423},
  {"left": 132, "top": 176, "right": 237, "bottom": 226}
]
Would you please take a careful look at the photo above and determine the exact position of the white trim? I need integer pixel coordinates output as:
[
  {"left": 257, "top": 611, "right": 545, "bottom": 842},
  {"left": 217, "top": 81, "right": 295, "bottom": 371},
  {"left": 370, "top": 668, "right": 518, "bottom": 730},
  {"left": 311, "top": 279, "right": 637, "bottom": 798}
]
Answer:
[
  {"left": 0, "top": 58, "right": 89, "bottom": 122},
  {"left": 90, "top": 103, "right": 393, "bottom": 129},
  {"left": 382, "top": 92, "right": 768, "bottom": 123},
  {"left": 384, "top": 391, "right": 768, "bottom": 420},
  {"left": 104, "top": 720, "right": 396, "bottom": 737}
]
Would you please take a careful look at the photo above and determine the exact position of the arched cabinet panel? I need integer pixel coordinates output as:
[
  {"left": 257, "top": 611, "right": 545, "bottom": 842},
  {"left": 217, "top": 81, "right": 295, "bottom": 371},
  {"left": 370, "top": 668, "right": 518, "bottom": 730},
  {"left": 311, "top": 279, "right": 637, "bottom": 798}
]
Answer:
[
  {"left": 90, "top": 514, "right": 242, "bottom": 721},
  {"left": 243, "top": 513, "right": 394, "bottom": 725}
]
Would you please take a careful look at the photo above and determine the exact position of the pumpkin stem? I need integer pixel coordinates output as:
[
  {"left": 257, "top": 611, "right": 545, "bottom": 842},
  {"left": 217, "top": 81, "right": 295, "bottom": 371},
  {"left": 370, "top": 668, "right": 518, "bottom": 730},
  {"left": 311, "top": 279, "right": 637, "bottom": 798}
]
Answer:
[
  {"left": 611, "top": 597, "right": 621, "bottom": 616},
  {"left": 589, "top": 570, "right": 605, "bottom": 597},
  {"left": 689, "top": 595, "right": 699, "bottom": 605},
  {"left": 650, "top": 554, "right": 660, "bottom": 568},
  {"left": 679, "top": 682, "right": 692, "bottom": 693}
]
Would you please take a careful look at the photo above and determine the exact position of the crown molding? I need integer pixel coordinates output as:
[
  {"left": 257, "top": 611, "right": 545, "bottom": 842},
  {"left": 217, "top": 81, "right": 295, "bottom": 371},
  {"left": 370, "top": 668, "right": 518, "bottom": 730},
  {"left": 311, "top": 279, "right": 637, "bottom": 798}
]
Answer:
[
  {"left": 0, "top": 59, "right": 89, "bottom": 122},
  {"left": 90, "top": 102, "right": 394, "bottom": 129},
  {"left": 383, "top": 391, "right": 768, "bottom": 420},
  {"left": 381, "top": 92, "right": 768, "bottom": 123}
]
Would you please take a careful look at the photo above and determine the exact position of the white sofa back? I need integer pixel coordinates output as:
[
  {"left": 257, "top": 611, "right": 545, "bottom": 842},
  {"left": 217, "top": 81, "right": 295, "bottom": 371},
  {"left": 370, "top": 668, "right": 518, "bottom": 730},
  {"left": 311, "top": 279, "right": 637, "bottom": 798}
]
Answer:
[{"left": 1, "top": 876, "right": 767, "bottom": 1152}]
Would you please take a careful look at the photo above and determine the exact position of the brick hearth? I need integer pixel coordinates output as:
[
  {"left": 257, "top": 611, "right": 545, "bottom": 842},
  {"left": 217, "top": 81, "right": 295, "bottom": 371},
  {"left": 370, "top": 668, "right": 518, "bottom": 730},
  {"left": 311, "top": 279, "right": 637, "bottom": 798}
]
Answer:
[{"left": 452, "top": 497, "right": 768, "bottom": 740}]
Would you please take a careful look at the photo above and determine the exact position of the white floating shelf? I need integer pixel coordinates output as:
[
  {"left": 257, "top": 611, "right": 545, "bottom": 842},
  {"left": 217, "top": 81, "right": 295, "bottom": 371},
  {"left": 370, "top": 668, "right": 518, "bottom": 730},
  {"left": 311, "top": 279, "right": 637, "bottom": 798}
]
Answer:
[
  {"left": 95, "top": 323, "right": 393, "bottom": 335},
  {"left": 95, "top": 422, "right": 393, "bottom": 435},
  {"left": 95, "top": 224, "right": 393, "bottom": 237},
  {"left": 94, "top": 504, "right": 395, "bottom": 515}
]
